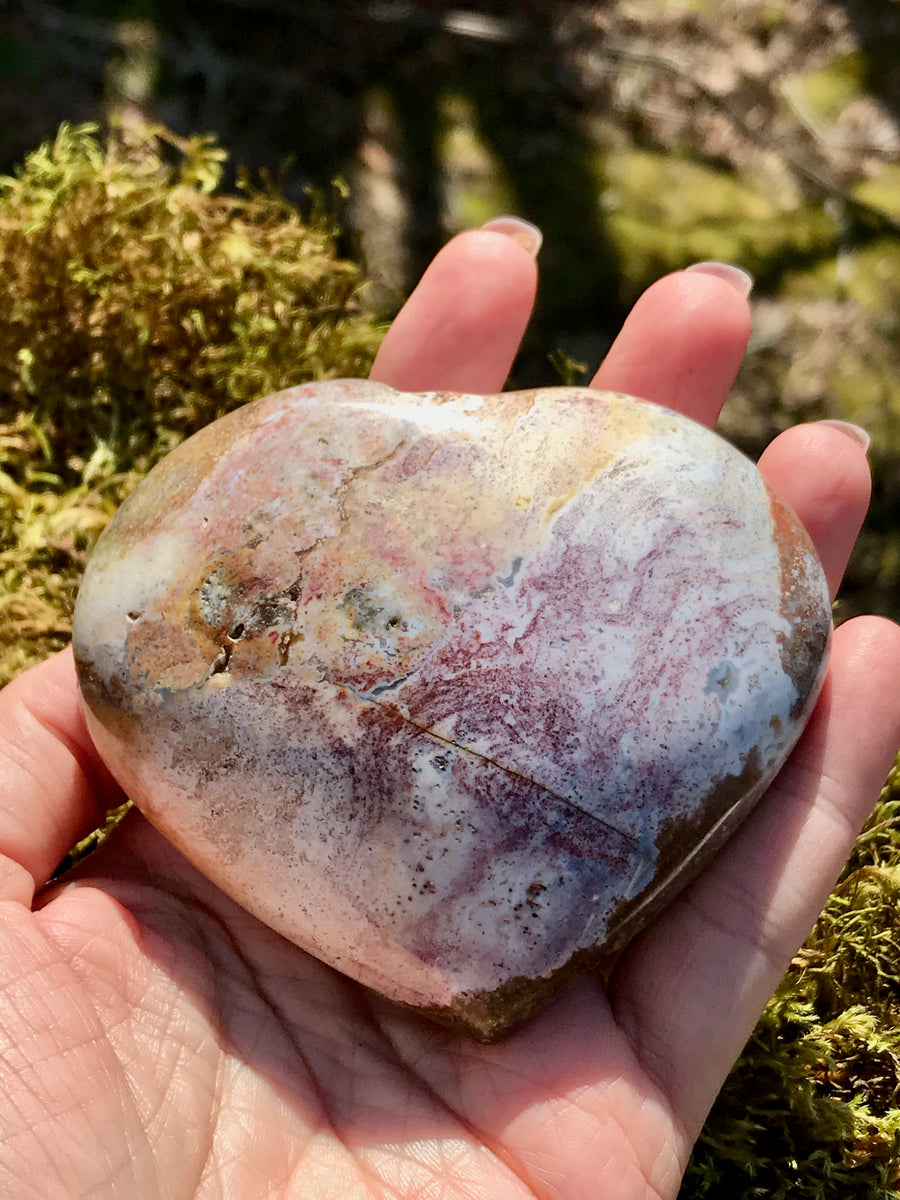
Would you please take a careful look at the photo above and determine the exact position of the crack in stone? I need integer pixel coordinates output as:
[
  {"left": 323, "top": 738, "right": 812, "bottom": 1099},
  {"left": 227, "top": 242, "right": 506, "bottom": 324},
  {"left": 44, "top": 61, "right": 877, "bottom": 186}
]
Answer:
[
  {"left": 340, "top": 675, "right": 644, "bottom": 854},
  {"left": 501, "top": 389, "right": 541, "bottom": 446},
  {"left": 336, "top": 436, "right": 410, "bottom": 522}
]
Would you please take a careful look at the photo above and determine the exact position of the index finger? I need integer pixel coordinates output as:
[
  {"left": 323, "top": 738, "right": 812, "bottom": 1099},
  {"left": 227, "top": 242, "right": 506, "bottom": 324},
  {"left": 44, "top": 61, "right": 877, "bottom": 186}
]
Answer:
[{"left": 369, "top": 227, "right": 539, "bottom": 394}]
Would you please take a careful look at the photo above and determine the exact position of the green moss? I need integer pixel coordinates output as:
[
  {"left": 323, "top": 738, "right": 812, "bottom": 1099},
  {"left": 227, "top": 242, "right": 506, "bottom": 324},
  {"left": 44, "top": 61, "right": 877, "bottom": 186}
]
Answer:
[
  {"left": 758, "top": 3, "right": 788, "bottom": 30},
  {"left": 831, "top": 361, "right": 897, "bottom": 427},
  {"left": 602, "top": 151, "right": 837, "bottom": 288},
  {"left": 439, "top": 92, "right": 516, "bottom": 231},
  {"left": 0, "top": 121, "right": 384, "bottom": 682},
  {"left": 838, "top": 239, "right": 900, "bottom": 316},
  {"left": 788, "top": 52, "right": 868, "bottom": 123},
  {"left": 854, "top": 166, "right": 900, "bottom": 223},
  {"left": 682, "top": 758, "right": 900, "bottom": 1198},
  {"left": 781, "top": 239, "right": 900, "bottom": 317},
  {"left": 776, "top": 241, "right": 900, "bottom": 453}
]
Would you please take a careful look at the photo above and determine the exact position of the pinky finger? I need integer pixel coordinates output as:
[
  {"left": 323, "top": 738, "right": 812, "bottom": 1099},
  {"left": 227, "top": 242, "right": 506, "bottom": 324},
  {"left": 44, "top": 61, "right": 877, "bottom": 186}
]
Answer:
[{"left": 757, "top": 421, "right": 871, "bottom": 599}]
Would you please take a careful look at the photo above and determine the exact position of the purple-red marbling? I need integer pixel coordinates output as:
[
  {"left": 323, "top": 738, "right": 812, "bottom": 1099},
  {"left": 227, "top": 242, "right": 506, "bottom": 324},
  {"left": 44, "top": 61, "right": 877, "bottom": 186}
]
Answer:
[{"left": 73, "top": 381, "right": 831, "bottom": 1039}]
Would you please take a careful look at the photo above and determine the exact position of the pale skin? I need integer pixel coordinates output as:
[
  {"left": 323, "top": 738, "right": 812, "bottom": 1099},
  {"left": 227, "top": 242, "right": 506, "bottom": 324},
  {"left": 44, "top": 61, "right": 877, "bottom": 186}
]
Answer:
[{"left": 2, "top": 231, "right": 900, "bottom": 1200}]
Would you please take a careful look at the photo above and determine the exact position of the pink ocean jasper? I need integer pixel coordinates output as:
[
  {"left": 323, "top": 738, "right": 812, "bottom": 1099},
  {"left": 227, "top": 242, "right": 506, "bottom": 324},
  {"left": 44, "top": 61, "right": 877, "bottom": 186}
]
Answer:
[{"left": 73, "top": 381, "right": 831, "bottom": 1040}]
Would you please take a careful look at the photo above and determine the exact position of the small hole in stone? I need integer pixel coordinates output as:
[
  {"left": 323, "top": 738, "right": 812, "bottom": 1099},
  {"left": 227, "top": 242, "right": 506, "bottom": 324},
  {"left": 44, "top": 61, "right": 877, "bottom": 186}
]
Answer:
[
  {"left": 229, "top": 622, "right": 245, "bottom": 641},
  {"left": 126, "top": 611, "right": 140, "bottom": 622}
]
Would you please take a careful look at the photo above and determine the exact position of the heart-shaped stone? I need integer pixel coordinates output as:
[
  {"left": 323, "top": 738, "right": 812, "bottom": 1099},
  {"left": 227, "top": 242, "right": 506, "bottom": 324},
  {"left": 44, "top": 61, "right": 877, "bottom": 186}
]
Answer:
[{"left": 73, "top": 381, "right": 830, "bottom": 1040}]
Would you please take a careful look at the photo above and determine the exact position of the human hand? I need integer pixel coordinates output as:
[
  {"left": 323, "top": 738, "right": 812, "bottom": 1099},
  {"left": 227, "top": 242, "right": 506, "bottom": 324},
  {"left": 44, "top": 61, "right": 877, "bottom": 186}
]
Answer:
[{"left": 2, "top": 228, "right": 899, "bottom": 1199}]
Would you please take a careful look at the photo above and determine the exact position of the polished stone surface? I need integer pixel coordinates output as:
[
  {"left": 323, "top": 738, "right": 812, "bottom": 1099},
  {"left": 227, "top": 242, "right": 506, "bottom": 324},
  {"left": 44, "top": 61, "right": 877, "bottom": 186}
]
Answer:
[{"left": 73, "top": 381, "right": 831, "bottom": 1039}]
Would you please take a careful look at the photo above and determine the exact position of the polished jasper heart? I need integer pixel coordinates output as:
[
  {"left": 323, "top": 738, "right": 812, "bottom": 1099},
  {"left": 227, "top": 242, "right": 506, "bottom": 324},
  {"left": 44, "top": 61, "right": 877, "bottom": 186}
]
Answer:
[{"left": 72, "top": 381, "right": 831, "bottom": 1040}]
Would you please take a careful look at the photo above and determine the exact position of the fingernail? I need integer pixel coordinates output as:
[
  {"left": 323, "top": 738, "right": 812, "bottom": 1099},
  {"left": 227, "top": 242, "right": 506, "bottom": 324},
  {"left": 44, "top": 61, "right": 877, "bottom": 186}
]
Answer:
[
  {"left": 480, "top": 216, "right": 543, "bottom": 258},
  {"left": 818, "top": 419, "right": 871, "bottom": 453},
  {"left": 685, "top": 261, "right": 754, "bottom": 297}
]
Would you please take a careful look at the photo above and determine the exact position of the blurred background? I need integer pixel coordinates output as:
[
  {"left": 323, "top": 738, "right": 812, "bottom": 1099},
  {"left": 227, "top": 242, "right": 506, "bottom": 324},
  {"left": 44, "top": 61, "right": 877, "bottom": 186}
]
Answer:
[{"left": 3, "top": 0, "right": 900, "bottom": 621}]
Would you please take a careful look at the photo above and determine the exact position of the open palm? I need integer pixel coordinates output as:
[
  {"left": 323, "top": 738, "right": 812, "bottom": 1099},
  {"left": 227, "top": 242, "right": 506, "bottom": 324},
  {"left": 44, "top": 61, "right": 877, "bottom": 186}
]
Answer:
[{"left": 2, "top": 232, "right": 899, "bottom": 1200}]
